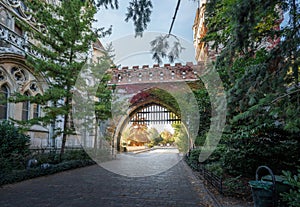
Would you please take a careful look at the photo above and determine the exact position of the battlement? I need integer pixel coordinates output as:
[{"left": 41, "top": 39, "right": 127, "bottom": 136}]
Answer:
[{"left": 109, "top": 61, "right": 207, "bottom": 85}]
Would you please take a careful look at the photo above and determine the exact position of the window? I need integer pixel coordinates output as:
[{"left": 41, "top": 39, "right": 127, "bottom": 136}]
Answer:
[
  {"left": 22, "top": 92, "right": 30, "bottom": 121},
  {"left": 33, "top": 103, "right": 40, "bottom": 118},
  {"left": 0, "top": 8, "right": 12, "bottom": 28},
  {"left": 0, "top": 85, "right": 9, "bottom": 120},
  {"left": 14, "top": 24, "right": 23, "bottom": 36}
]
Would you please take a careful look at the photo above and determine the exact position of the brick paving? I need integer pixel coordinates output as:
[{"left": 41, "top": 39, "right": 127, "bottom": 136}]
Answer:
[{"left": 0, "top": 150, "right": 219, "bottom": 207}]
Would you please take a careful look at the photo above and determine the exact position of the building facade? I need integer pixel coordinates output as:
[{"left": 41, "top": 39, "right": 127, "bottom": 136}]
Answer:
[
  {"left": 193, "top": 0, "right": 222, "bottom": 62},
  {"left": 0, "top": 0, "right": 105, "bottom": 149}
]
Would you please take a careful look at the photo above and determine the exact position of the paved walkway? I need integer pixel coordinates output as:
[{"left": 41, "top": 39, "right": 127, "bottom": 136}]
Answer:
[{"left": 0, "top": 149, "right": 219, "bottom": 207}]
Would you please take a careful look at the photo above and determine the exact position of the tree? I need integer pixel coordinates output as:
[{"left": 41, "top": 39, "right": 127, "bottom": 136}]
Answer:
[
  {"left": 202, "top": 0, "right": 300, "bottom": 176},
  {"left": 160, "top": 130, "right": 174, "bottom": 144},
  {"left": 13, "top": 0, "right": 111, "bottom": 159},
  {"left": 172, "top": 123, "right": 188, "bottom": 152},
  {"left": 148, "top": 127, "right": 160, "bottom": 141}
]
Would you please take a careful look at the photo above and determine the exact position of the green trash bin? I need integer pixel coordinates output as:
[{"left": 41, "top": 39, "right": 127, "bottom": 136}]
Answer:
[
  {"left": 249, "top": 180, "right": 275, "bottom": 207},
  {"left": 262, "top": 175, "right": 292, "bottom": 206},
  {"left": 249, "top": 166, "right": 277, "bottom": 207}
]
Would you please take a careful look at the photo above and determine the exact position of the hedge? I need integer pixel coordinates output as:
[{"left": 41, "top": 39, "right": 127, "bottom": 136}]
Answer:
[{"left": 0, "top": 160, "right": 95, "bottom": 186}]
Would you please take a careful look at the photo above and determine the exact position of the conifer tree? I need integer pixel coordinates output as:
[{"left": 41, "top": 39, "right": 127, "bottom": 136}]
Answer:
[{"left": 14, "top": 0, "right": 111, "bottom": 158}]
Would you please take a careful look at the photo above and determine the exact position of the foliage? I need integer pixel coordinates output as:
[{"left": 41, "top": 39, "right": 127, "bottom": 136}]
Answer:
[
  {"left": 150, "top": 35, "right": 184, "bottom": 64},
  {"left": 172, "top": 123, "right": 189, "bottom": 152},
  {"left": 0, "top": 160, "right": 95, "bottom": 186},
  {"left": 61, "top": 149, "right": 92, "bottom": 161},
  {"left": 281, "top": 169, "right": 300, "bottom": 207},
  {"left": 202, "top": 0, "right": 300, "bottom": 178},
  {"left": 224, "top": 175, "right": 250, "bottom": 197},
  {"left": 160, "top": 130, "right": 174, "bottom": 144},
  {"left": 192, "top": 82, "right": 211, "bottom": 146},
  {"left": 93, "top": 53, "right": 114, "bottom": 122},
  {"left": 223, "top": 129, "right": 299, "bottom": 177},
  {"left": 33, "top": 152, "right": 59, "bottom": 165},
  {"left": 0, "top": 121, "right": 30, "bottom": 174},
  {"left": 12, "top": 0, "right": 111, "bottom": 158},
  {"left": 95, "top": 0, "right": 119, "bottom": 9},
  {"left": 205, "top": 162, "right": 223, "bottom": 177},
  {"left": 125, "top": 0, "right": 153, "bottom": 37},
  {"left": 151, "top": 136, "right": 164, "bottom": 146},
  {"left": 148, "top": 127, "right": 160, "bottom": 141},
  {"left": 185, "top": 149, "right": 200, "bottom": 170},
  {"left": 96, "top": 0, "right": 153, "bottom": 37}
]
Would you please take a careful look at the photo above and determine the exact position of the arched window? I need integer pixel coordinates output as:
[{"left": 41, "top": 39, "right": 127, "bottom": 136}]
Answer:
[
  {"left": 0, "top": 85, "right": 9, "bottom": 120},
  {"left": 0, "top": 7, "right": 12, "bottom": 28},
  {"left": 22, "top": 92, "right": 30, "bottom": 121}
]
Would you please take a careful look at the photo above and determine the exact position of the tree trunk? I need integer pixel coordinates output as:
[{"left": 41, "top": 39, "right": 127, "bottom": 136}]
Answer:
[
  {"left": 60, "top": 97, "right": 70, "bottom": 161},
  {"left": 94, "top": 119, "right": 98, "bottom": 149}
]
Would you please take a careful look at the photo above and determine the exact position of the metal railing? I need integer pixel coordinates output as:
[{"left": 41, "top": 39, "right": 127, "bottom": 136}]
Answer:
[
  {"left": 197, "top": 163, "right": 223, "bottom": 194},
  {"left": 186, "top": 156, "right": 224, "bottom": 194}
]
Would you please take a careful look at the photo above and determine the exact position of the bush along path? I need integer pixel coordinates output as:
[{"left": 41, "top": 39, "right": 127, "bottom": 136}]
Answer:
[
  {"left": 0, "top": 159, "right": 95, "bottom": 187},
  {"left": 0, "top": 121, "right": 97, "bottom": 187}
]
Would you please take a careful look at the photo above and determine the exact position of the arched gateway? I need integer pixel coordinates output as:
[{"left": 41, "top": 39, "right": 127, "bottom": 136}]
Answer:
[{"left": 108, "top": 62, "right": 205, "bottom": 152}]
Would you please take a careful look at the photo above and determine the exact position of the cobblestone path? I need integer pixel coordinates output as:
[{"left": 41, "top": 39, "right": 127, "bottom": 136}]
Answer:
[{"left": 0, "top": 149, "right": 218, "bottom": 207}]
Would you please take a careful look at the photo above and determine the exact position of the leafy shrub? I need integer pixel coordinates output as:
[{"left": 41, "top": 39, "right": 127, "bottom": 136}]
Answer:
[
  {"left": 281, "top": 170, "right": 300, "bottom": 207},
  {"left": 205, "top": 162, "right": 223, "bottom": 176},
  {"left": 186, "top": 145, "right": 227, "bottom": 166},
  {"left": 185, "top": 148, "right": 201, "bottom": 170},
  {"left": 223, "top": 175, "right": 251, "bottom": 197},
  {"left": 223, "top": 129, "right": 299, "bottom": 177},
  {"left": 34, "top": 152, "right": 59, "bottom": 165},
  {"left": 61, "top": 149, "right": 91, "bottom": 161},
  {"left": 0, "top": 121, "right": 30, "bottom": 173},
  {"left": 0, "top": 160, "right": 95, "bottom": 186}
]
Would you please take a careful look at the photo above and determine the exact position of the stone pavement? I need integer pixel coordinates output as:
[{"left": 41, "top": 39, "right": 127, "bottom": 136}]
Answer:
[{"left": 0, "top": 149, "right": 219, "bottom": 207}]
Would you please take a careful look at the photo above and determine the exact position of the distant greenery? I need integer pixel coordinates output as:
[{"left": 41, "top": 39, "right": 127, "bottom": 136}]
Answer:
[{"left": 172, "top": 123, "right": 189, "bottom": 152}]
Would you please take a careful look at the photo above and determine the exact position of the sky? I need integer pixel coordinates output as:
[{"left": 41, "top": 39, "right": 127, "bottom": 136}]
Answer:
[{"left": 93, "top": 0, "right": 199, "bottom": 67}]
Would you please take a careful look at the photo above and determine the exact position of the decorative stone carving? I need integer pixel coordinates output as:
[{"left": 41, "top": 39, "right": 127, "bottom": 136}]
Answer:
[
  {"left": 11, "top": 66, "right": 26, "bottom": 81},
  {"left": 29, "top": 82, "right": 38, "bottom": 92},
  {"left": 0, "top": 70, "right": 6, "bottom": 81},
  {"left": 4, "top": 0, "right": 35, "bottom": 22}
]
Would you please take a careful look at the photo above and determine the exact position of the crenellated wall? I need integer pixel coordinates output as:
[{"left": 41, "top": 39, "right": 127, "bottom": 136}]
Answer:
[{"left": 109, "top": 62, "right": 206, "bottom": 85}]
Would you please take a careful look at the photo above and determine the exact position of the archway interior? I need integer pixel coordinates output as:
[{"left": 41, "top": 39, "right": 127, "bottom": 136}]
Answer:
[
  {"left": 121, "top": 102, "right": 185, "bottom": 150},
  {"left": 117, "top": 86, "right": 192, "bottom": 152}
]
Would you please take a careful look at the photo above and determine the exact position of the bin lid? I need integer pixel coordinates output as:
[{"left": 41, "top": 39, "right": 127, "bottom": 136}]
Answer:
[
  {"left": 249, "top": 180, "right": 273, "bottom": 190},
  {"left": 262, "top": 175, "right": 286, "bottom": 183}
]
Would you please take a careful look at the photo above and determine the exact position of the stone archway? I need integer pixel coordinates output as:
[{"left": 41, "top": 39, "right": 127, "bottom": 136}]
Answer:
[{"left": 112, "top": 91, "right": 193, "bottom": 152}]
